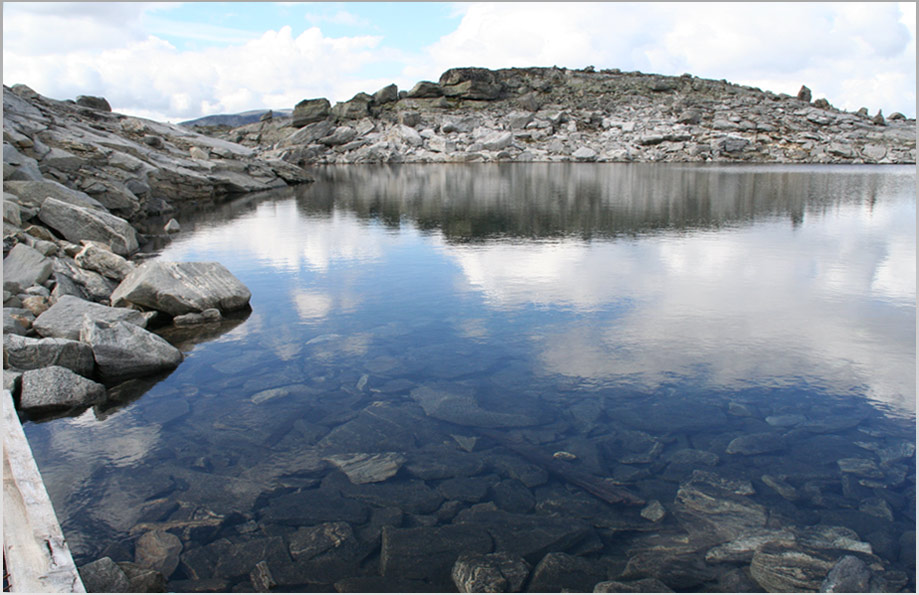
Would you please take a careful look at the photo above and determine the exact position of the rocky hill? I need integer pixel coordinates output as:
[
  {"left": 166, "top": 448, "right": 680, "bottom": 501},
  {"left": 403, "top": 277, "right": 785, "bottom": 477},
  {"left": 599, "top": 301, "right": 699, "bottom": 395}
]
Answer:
[
  {"left": 221, "top": 66, "right": 916, "bottom": 166},
  {"left": 3, "top": 85, "right": 308, "bottom": 223},
  {"left": 180, "top": 108, "right": 292, "bottom": 130}
]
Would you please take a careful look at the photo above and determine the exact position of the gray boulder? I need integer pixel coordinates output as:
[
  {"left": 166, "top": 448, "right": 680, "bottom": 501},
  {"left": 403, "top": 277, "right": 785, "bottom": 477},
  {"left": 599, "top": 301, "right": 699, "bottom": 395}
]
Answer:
[
  {"left": 80, "top": 317, "right": 183, "bottom": 380},
  {"left": 19, "top": 365, "right": 106, "bottom": 410},
  {"left": 3, "top": 179, "right": 106, "bottom": 211},
  {"left": 481, "top": 131, "right": 513, "bottom": 151},
  {"left": 319, "top": 126, "right": 358, "bottom": 147},
  {"left": 372, "top": 84, "right": 399, "bottom": 105},
  {"left": 292, "top": 98, "right": 331, "bottom": 127},
  {"left": 573, "top": 147, "right": 598, "bottom": 161},
  {"left": 331, "top": 93, "right": 372, "bottom": 120},
  {"left": 51, "top": 259, "right": 117, "bottom": 303},
  {"left": 111, "top": 261, "right": 251, "bottom": 316},
  {"left": 3, "top": 197, "right": 23, "bottom": 226},
  {"left": 39, "top": 197, "right": 139, "bottom": 256},
  {"left": 74, "top": 242, "right": 134, "bottom": 280},
  {"left": 75, "top": 95, "right": 112, "bottom": 111},
  {"left": 406, "top": 81, "right": 444, "bottom": 98},
  {"left": 33, "top": 295, "right": 150, "bottom": 341},
  {"left": 3, "top": 334, "right": 95, "bottom": 377},
  {"left": 798, "top": 85, "right": 812, "bottom": 103},
  {"left": 3, "top": 242, "right": 53, "bottom": 290},
  {"left": 440, "top": 68, "right": 504, "bottom": 100},
  {"left": 3, "top": 307, "right": 29, "bottom": 336},
  {"left": 3, "top": 142, "right": 43, "bottom": 181}
]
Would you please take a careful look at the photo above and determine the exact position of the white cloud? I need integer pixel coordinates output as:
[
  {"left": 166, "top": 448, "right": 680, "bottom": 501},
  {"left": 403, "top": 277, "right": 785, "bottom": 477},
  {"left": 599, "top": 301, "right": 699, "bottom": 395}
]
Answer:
[
  {"left": 3, "top": 22, "right": 390, "bottom": 121},
  {"left": 2, "top": 2, "right": 915, "bottom": 120},
  {"left": 304, "top": 9, "right": 372, "bottom": 28},
  {"left": 442, "top": 199, "right": 916, "bottom": 414}
]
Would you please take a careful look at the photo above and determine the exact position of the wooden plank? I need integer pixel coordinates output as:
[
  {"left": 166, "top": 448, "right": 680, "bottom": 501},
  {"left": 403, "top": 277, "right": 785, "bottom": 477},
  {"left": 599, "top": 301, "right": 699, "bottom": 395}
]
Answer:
[{"left": 2, "top": 389, "right": 85, "bottom": 593}]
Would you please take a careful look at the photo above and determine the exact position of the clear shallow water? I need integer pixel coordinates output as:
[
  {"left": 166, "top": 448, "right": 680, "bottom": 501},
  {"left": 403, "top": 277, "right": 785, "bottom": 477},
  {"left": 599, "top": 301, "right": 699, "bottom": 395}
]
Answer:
[{"left": 24, "top": 164, "right": 916, "bottom": 591}]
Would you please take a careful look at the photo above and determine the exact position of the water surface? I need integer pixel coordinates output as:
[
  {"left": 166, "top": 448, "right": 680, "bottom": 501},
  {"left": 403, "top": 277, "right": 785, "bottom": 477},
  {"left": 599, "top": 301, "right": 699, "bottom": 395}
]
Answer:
[{"left": 24, "top": 163, "right": 916, "bottom": 591}]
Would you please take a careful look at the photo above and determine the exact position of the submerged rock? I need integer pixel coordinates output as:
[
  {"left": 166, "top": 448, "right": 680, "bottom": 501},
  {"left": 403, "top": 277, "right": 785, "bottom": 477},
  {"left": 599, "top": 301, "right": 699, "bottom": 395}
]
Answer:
[
  {"left": 111, "top": 261, "right": 251, "bottom": 316},
  {"left": 527, "top": 551, "right": 607, "bottom": 593},
  {"left": 451, "top": 551, "right": 531, "bottom": 593},
  {"left": 750, "top": 544, "right": 837, "bottom": 592},
  {"left": 411, "top": 384, "right": 540, "bottom": 427},
  {"left": 323, "top": 452, "right": 407, "bottom": 484},
  {"left": 594, "top": 578, "right": 674, "bottom": 592},
  {"left": 820, "top": 555, "right": 871, "bottom": 592},
  {"left": 134, "top": 530, "right": 182, "bottom": 579},
  {"left": 288, "top": 522, "right": 355, "bottom": 561},
  {"left": 381, "top": 525, "right": 493, "bottom": 584},
  {"left": 116, "top": 562, "right": 167, "bottom": 593},
  {"left": 725, "top": 432, "right": 787, "bottom": 455},
  {"left": 79, "top": 557, "right": 131, "bottom": 593}
]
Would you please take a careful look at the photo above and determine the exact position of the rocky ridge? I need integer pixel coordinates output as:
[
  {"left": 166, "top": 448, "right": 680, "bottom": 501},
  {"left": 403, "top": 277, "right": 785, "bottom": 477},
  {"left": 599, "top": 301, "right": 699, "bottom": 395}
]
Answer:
[
  {"left": 3, "top": 83, "right": 310, "bottom": 415},
  {"left": 220, "top": 66, "right": 916, "bottom": 166}
]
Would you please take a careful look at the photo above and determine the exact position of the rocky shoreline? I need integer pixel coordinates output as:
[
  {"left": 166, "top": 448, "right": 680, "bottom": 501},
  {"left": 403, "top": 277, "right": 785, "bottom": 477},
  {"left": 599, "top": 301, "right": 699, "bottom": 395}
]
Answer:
[
  {"left": 218, "top": 66, "right": 916, "bottom": 166},
  {"left": 3, "top": 83, "right": 312, "bottom": 418}
]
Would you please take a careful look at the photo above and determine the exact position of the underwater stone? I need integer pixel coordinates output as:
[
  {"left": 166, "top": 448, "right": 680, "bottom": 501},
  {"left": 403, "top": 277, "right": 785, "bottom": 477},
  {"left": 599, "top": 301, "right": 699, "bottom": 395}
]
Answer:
[{"left": 452, "top": 551, "right": 530, "bottom": 593}]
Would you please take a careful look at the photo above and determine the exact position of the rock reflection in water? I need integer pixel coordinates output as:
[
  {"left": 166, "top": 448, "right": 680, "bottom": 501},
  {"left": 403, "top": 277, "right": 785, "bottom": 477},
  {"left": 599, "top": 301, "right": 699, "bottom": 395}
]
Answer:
[{"left": 22, "top": 164, "right": 915, "bottom": 592}]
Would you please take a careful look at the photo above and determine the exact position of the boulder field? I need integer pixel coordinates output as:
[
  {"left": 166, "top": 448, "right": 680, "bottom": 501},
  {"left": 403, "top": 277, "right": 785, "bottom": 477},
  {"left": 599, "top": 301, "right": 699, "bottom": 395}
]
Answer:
[{"left": 218, "top": 66, "right": 915, "bottom": 166}]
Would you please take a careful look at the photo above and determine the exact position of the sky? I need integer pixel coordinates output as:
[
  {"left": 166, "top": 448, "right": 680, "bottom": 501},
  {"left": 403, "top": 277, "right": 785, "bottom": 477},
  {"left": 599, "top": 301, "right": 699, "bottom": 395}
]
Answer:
[{"left": 2, "top": 2, "right": 916, "bottom": 123}]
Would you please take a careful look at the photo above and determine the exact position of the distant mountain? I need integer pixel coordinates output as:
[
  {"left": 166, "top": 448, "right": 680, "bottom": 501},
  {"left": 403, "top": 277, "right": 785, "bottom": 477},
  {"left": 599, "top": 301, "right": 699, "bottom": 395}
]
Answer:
[{"left": 180, "top": 109, "right": 291, "bottom": 128}]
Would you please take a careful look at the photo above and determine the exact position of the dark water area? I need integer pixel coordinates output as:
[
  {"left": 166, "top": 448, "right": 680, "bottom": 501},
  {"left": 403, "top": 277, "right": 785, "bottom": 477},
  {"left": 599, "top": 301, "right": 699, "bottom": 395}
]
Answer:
[{"left": 24, "top": 163, "right": 916, "bottom": 592}]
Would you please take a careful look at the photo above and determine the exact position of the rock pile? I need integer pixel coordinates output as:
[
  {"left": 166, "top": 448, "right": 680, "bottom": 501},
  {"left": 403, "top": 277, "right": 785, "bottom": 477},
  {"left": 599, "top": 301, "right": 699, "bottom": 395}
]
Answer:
[
  {"left": 3, "top": 84, "right": 301, "bottom": 414},
  {"left": 222, "top": 66, "right": 916, "bottom": 166}
]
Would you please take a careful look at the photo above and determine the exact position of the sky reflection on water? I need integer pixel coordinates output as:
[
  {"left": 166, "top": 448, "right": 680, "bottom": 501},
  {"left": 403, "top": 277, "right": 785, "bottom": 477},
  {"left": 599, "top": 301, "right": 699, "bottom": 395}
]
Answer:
[{"left": 158, "top": 163, "right": 916, "bottom": 416}]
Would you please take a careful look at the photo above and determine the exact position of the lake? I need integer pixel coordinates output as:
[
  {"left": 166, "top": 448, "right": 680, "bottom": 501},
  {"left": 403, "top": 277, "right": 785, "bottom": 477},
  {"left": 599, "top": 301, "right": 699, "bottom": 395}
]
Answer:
[{"left": 23, "top": 163, "right": 916, "bottom": 592}]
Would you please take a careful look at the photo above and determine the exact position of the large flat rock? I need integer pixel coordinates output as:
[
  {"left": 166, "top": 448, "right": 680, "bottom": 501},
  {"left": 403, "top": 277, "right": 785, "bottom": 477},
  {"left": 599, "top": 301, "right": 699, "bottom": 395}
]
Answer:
[
  {"left": 410, "top": 385, "right": 540, "bottom": 428},
  {"left": 4, "top": 179, "right": 106, "bottom": 211},
  {"left": 111, "top": 261, "right": 251, "bottom": 316},
  {"left": 32, "top": 295, "right": 149, "bottom": 341},
  {"left": 38, "top": 197, "right": 139, "bottom": 256}
]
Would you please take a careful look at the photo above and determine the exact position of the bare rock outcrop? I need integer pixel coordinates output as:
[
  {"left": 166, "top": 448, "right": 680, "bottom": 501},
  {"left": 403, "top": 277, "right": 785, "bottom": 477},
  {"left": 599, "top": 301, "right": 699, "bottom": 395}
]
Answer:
[{"left": 221, "top": 66, "right": 915, "bottom": 167}]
